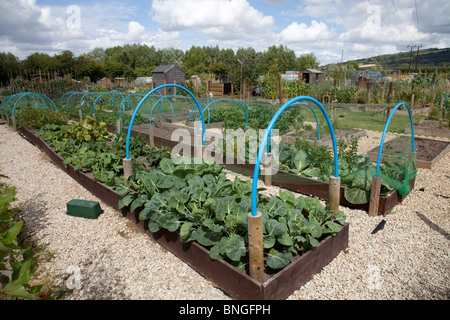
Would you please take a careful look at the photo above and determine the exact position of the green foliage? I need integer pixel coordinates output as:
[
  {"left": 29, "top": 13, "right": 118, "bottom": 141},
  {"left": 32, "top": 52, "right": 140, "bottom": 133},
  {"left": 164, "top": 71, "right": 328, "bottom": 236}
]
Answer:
[
  {"left": 278, "top": 137, "right": 417, "bottom": 204},
  {"left": 93, "top": 110, "right": 147, "bottom": 126},
  {"left": 0, "top": 175, "right": 50, "bottom": 300},
  {"left": 206, "top": 104, "right": 305, "bottom": 135},
  {"left": 16, "top": 108, "right": 69, "bottom": 129},
  {"left": 116, "top": 157, "right": 346, "bottom": 272},
  {"left": 35, "top": 119, "right": 168, "bottom": 187}
]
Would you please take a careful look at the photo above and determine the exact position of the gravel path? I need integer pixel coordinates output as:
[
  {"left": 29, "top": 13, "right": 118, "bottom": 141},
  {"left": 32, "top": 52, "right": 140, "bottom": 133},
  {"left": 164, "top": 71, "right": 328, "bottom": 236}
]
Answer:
[{"left": 0, "top": 123, "right": 448, "bottom": 300}]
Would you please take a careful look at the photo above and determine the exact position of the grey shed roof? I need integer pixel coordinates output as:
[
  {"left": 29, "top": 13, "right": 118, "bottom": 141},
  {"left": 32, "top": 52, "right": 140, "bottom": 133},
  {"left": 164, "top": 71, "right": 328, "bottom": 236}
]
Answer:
[
  {"left": 302, "top": 69, "right": 323, "bottom": 73},
  {"left": 151, "top": 64, "right": 185, "bottom": 73}
]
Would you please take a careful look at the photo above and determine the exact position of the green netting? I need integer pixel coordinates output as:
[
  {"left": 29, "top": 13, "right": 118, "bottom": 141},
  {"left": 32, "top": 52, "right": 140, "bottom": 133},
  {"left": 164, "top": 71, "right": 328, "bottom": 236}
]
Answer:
[{"left": 201, "top": 101, "right": 417, "bottom": 206}]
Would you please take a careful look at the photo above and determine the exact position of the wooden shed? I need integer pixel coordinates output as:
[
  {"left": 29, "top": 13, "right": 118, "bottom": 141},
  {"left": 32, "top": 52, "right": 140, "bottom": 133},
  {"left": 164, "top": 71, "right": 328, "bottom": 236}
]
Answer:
[
  {"left": 301, "top": 69, "right": 323, "bottom": 84},
  {"left": 96, "top": 77, "right": 112, "bottom": 86},
  {"left": 151, "top": 64, "right": 186, "bottom": 94}
]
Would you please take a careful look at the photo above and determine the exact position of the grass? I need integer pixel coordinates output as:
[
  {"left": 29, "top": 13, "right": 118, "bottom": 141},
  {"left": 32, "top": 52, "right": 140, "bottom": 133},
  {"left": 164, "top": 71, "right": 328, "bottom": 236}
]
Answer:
[{"left": 301, "top": 105, "right": 427, "bottom": 133}]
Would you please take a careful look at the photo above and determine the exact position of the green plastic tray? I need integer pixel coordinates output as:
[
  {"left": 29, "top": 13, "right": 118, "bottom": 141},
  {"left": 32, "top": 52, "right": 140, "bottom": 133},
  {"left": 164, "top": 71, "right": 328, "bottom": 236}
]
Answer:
[{"left": 66, "top": 199, "right": 103, "bottom": 219}]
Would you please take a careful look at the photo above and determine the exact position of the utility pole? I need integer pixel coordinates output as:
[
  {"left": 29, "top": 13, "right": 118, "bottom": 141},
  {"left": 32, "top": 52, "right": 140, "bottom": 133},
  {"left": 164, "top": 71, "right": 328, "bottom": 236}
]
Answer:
[
  {"left": 407, "top": 45, "right": 414, "bottom": 73},
  {"left": 228, "top": 58, "right": 256, "bottom": 100},
  {"left": 415, "top": 44, "right": 423, "bottom": 73}
]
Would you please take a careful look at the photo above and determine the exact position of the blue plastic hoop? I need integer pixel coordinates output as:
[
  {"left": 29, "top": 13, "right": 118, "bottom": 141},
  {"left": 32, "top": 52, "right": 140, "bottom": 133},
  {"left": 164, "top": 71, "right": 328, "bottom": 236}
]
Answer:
[
  {"left": 250, "top": 96, "right": 339, "bottom": 217},
  {"left": 12, "top": 92, "right": 57, "bottom": 115},
  {"left": 125, "top": 84, "right": 205, "bottom": 159},
  {"left": 376, "top": 102, "right": 415, "bottom": 175}
]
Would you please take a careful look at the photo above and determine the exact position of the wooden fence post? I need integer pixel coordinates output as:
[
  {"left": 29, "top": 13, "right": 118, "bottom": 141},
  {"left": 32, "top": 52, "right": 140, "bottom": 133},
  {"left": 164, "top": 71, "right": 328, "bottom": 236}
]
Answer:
[
  {"left": 123, "top": 158, "right": 132, "bottom": 186},
  {"left": 116, "top": 118, "right": 122, "bottom": 134},
  {"left": 328, "top": 176, "right": 340, "bottom": 214},
  {"left": 247, "top": 211, "right": 264, "bottom": 283},
  {"left": 368, "top": 176, "right": 382, "bottom": 216},
  {"left": 387, "top": 82, "right": 393, "bottom": 103},
  {"left": 11, "top": 115, "right": 17, "bottom": 132},
  {"left": 148, "top": 123, "right": 155, "bottom": 147}
]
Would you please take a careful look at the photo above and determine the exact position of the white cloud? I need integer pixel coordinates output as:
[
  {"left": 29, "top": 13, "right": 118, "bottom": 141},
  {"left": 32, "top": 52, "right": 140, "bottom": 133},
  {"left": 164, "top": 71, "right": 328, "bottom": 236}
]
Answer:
[
  {"left": 279, "top": 20, "right": 336, "bottom": 42},
  {"left": 151, "top": 0, "right": 275, "bottom": 40},
  {"left": 0, "top": 0, "right": 448, "bottom": 66}
]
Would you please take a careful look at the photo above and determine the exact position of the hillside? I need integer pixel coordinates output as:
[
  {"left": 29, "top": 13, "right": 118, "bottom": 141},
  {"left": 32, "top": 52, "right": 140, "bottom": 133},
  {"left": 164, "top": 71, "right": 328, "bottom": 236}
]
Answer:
[{"left": 343, "top": 47, "right": 450, "bottom": 69}]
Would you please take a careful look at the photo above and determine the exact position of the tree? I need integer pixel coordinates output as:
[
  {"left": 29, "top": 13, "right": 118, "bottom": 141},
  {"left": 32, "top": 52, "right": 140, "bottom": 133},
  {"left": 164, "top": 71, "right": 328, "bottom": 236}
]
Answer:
[
  {"left": 160, "top": 48, "right": 184, "bottom": 66},
  {"left": 260, "top": 45, "right": 296, "bottom": 74},
  {"left": 227, "top": 47, "right": 259, "bottom": 97},
  {"left": 183, "top": 46, "right": 208, "bottom": 77},
  {"left": 0, "top": 52, "right": 20, "bottom": 85},
  {"left": 22, "top": 52, "right": 55, "bottom": 76},
  {"left": 83, "top": 47, "right": 107, "bottom": 64},
  {"left": 346, "top": 60, "right": 360, "bottom": 70},
  {"left": 54, "top": 50, "right": 77, "bottom": 76},
  {"left": 296, "top": 53, "right": 320, "bottom": 70},
  {"left": 77, "top": 56, "right": 105, "bottom": 82}
]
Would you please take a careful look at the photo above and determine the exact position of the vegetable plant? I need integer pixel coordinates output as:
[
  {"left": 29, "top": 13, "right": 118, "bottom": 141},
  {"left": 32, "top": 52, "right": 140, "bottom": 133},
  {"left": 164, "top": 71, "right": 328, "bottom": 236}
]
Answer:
[
  {"left": 276, "top": 137, "right": 417, "bottom": 204},
  {"left": 115, "top": 157, "right": 346, "bottom": 272}
]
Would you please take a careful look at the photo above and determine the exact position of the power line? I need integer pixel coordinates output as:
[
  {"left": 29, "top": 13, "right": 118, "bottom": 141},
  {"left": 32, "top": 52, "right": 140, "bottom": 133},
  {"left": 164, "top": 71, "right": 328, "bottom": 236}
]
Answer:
[
  {"left": 366, "top": 0, "right": 409, "bottom": 47},
  {"left": 414, "top": 0, "right": 420, "bottom": 33},
  {"left": 390, "top": 0, "right": 409, "bottom": 37}
]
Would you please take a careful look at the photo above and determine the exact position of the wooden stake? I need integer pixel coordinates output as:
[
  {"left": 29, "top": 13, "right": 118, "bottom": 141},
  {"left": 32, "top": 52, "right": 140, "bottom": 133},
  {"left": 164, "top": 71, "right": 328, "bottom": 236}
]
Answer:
[
  {"left": 11, "top": 115, "right": 17, "bottom": 131},
  {"left": 368, "top": 176, "right": 382, "bottom": 216},
  {"left": 247, "top": 211, "right": 264, "bottom": 283},
  {"left": 328, "top": 176, "right": 340, "bottom": 214},
  {"left": 387, "top": 82, "right": 393, "bottom": 103},
  {"left": 148, "top": 123, "right": 155, "bottom": 147},
  {"left": 123, "top": 158, "right": 133, "bottom": 185},
  {"left": 116, "top": 118, "right": 122, "bottom": 134},
  {"left": 79, "top": 109, "right": 83, "bottom": 122}
]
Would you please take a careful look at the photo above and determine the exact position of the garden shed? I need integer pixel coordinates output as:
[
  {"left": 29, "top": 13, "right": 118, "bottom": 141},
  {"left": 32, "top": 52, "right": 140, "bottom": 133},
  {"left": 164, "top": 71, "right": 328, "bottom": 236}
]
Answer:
[
  {"left": 302, "top": 69, "right": 323, "bottom": 84},
  {"left": 135, "top": 76, "right": 153, "bottom": 86},
  {"left": 96, "top": 77, "right": 112, "bottom": 86},
  {"left": 351, "top": 71, "right": 383, "bottom": 88},
  {"left": 151, "top": 65, "right": 186, "bottom": 93}
]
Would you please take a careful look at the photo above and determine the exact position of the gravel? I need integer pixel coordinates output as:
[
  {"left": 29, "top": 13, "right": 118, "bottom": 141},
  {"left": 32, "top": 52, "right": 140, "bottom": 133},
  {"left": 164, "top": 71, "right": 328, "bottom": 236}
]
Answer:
[{"left": 0, "top": 123, "right": 448, "bottom": 300}]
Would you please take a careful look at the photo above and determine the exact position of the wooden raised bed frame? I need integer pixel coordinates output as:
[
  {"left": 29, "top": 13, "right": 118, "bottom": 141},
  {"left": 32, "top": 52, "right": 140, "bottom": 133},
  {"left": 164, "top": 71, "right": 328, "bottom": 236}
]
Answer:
[{"left": 17, "top": 125, "right": 349, "bottom": 300}]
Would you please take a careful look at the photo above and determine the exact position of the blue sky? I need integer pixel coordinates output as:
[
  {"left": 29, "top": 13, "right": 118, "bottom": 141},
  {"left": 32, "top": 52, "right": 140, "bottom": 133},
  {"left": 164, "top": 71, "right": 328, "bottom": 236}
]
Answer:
[{"left": 1, "top": 0, "right": 449, "bottom": 66}]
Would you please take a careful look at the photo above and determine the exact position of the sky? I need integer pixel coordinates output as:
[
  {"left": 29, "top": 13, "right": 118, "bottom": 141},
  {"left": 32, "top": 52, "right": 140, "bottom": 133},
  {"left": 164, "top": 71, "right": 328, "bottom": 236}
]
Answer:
[{"left": 0, "top": 0, "right": 449, "bottom": 66}]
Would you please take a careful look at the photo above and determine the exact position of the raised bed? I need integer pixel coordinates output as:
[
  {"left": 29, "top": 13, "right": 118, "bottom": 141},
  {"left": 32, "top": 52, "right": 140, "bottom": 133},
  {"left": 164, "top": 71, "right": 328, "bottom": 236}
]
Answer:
[
  {"left": 368, "top": 136, "right": 450, "bottom": 169},
  {"left": 405, "top": 119, "right": 450, "bottom": 139},
  {"left": 281, "top": 129, "right": 367, "bottom": 147},
  {"left": 109, "top": 123, "right": 414, "bottom": 216},
  {"left": 16, "top": 125, "right": 349, "bottom": 300}
]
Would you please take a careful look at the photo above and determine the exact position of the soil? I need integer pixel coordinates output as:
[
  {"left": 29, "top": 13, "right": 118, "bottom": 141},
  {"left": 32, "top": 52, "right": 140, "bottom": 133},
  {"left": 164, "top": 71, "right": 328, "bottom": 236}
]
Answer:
[
  {"left": 418, "top": 119, "right": 449, "bottom": 129},
  {"left": 370, "top": 136, "right": 450, "bottom": 162}
]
